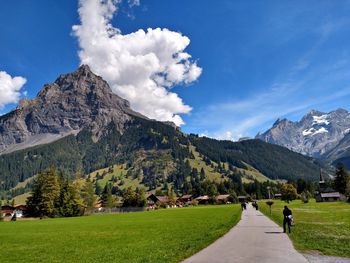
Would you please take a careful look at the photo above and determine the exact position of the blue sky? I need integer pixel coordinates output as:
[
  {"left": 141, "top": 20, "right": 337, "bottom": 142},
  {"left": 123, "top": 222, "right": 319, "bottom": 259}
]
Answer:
[{"left": 1, "top": 0, "right": 350, "bottom": 140}]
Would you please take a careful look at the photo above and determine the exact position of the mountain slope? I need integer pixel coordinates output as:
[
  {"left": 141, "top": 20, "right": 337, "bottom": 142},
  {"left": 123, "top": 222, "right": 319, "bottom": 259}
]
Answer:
[
  {"left": 188, "top": 136, "right": 320, "bottom": 181},
  {"left": 256, "top": 109, "right": 350, "bottom": 158},
  {"left": 0, "top": 66, "right": 321, "bottom": 193}
]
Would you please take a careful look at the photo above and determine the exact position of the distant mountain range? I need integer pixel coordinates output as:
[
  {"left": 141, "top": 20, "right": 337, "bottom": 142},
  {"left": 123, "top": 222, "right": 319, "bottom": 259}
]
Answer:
[
  {"left": 0, "top": 66, "right": 321, "bottom": 192},
  {"left": 256, "top": 108, "right": 350, "bottom": 167}
]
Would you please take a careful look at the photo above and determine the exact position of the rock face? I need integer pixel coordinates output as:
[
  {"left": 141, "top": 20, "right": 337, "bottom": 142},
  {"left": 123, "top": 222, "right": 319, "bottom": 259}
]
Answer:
[
  {"left": 256, "top": 109, "right": 350, "bottom": 158},
  {"left": 0, "top": 65, "right": 145, "bottom": 154}
]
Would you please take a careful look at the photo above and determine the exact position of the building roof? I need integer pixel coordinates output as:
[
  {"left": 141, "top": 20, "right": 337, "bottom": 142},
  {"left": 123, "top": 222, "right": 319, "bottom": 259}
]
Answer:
[
  {"left": 217, "top": 194, "right": 230, "bottom": 200},
  {"left": 237, "top": 196, "right": 246, "bottom": 199},
  {"left": 15, "top": 205, "right": 27, "bottom": 210},
  {"left": 195, "top": 195, "right": 209, "bottom": 201},
  {"left": 320, "top": 192, "right": 340, "bottom": 198},
  {"left": 156, "top": 196, "right": 169, "bottom": 203},
  {"left": 320, "top": 186, "right": 337, "bottom": 193},
  {"left": 181, "top": 194, "right": 193, "bottom": 199}
]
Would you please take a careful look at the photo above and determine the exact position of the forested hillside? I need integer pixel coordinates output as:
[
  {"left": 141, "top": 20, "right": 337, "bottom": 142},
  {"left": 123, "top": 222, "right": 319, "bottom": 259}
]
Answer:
[{"left": 0, "top": 116, "right": 321, "bottom": 197}]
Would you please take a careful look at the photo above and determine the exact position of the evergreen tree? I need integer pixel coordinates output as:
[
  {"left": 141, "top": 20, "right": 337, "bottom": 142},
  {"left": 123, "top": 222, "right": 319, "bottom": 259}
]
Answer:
[
  {"left": 57, "top": 180, "right": 81, "bottom": 217},
  {"left": 95, "top": 183, "right": 102, "bottom": 196},
  {"left": 191, "top": 168, "right": 198, "bottom": 178},
  {"left": 334, "top": 163, "right": 350, "bottom": 194},
  {"left": 123, "top": 187, "right": 136, "bottom": 207},
  {"left": 101, "top": 183, "right": 114, "bottom": 208},
  {"left": 81, "top": 179, "right": 96, "bottom": 213},
  {"left": 136, "top": 188, "right": 147, "bottom": 207},
  {"left": 200, "top": 168, "right": 206, "bottom": 180},
  {"left": 184, "top": 160, "right": 192, "bottom": 177},
  {"left": 207, "top": 183, "right": 218, "bottom": 203},
  {"left": 27, "top": 168, "right": 60, "bottom": 217},
  {"left": 346, "top": 179, "right": 350, "bottom": 202},
  {"left": 167, "top": 188, "right": 177, "bottom": 206}
]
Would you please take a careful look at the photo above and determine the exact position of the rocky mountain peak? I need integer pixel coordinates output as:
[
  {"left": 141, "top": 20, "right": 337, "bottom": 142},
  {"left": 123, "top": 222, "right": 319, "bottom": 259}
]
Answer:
[
  {"left": 256, "top": 108, "right": 350, "bottom": 158},
  {"left": 0, "top": 65, "right": 146, "bottom": 155}
]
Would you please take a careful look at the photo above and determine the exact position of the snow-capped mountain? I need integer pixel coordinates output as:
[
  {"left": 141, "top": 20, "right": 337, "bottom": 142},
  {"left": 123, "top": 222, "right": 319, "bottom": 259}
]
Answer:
[{"left": 256, "top": 108, "right": 350, "bottom": 158}]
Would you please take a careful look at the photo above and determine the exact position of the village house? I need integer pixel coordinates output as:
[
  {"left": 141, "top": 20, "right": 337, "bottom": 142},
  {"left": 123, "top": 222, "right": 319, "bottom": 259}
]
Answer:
[
  {"left": 1, "top": 205, "right": 15, "bottom": 218},
  {"left": 315, "top": 171, "right": 345, "bottom": 202},
  {"left": 178, "top": 194, "right": 193, "bottom": 206},
  {"left": 216, "top": 194, "right": 231, "bottom": 204},
  {"left": 145, "top": 194, "right": 175, "bottom": 208},
  {"left": 1, "top": 205, "right": 28, "bottom": 218},
  {"left": 14, "top": 205, "right": 28, "bottom": 218},
  {"left": 195, "top": 195, "right": 209, "bottom": 204},
  {"left": 145, "top": 193, "right": 158, "bottom": 208},
  {"left": 155, "top": 196, "right": 169, "bottom": 204}
]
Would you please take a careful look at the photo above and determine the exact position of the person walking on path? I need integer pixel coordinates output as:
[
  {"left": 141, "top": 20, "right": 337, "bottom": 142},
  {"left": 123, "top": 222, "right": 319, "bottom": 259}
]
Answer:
[
  {"left": 283, "top": 205, "right": 292, "bottom": 233},
  {"left": 182, "top": 201, "right": 308, "bottom": 263}
]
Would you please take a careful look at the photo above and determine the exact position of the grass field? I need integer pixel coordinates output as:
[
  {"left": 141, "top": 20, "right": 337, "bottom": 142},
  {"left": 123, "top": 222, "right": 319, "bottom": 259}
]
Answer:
[
  {"left": 259, "top": 199, "right": 350, "bottom": 258},
  {"left": 0, "top": 205, "right": 241, "bottom": 263}
]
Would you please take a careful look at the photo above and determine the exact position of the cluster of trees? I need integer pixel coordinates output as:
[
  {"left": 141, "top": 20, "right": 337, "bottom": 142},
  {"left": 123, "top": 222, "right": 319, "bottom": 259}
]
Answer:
[
  {"left": 100, "top": 184, "right": 147, "bottom": 208},
  {"left": 333, "top": 163, "right": 350, "bottom": 201},
  {"left": 26, "top": 168, "right": 96, "bottom": 218},
  {"left": 0, "top": 117, "right": 190, "bottom": 193}
]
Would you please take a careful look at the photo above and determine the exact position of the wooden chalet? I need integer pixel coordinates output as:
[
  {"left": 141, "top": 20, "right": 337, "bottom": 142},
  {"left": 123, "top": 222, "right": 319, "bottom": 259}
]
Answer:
[
  {"left": 14, "top": 205, "right": 28, "bottom": 218},
  {"left": 179, "top": 194, "right": 193, "bottom": 203},
  {"left": 315, "top": 170, "right": 343, "bottom": 202},
  {"left": 155, "top": 196, "right": 169, "bottom": 204},
  {"left": 1, "top": 205, "right": 15, "bottom": 217},
  {"left": 216, "top": 194, "right": 231, "bottom": 204},
  {"left": 195, "top": 195, "right": 209, "bottom": 204},
  {"left": 145, "top": 193, "right": 158, "bottom": 208}
]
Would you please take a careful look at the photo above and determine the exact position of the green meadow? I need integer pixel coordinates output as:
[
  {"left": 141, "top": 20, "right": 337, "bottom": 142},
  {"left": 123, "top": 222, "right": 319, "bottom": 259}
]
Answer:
[
  {"left": 0, "top": 205, "right": 241, "bottom": 263},
  {"left": 259, "top": 199, "right": 350, "bottom": 258}
]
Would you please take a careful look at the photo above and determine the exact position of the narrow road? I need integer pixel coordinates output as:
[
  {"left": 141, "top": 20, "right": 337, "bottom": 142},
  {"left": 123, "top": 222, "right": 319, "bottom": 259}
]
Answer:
[{"left": 183, "top": 203, "right": 308, "bottom": 263}]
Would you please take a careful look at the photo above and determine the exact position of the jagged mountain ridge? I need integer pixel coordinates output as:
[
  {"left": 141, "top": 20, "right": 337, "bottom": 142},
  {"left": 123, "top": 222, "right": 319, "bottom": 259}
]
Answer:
[
  {"left": 256, "top": 109, "right": 350, "bottom": 159},
  {"left": 0, "top": 65, "right": 145, "bottom": 155}
]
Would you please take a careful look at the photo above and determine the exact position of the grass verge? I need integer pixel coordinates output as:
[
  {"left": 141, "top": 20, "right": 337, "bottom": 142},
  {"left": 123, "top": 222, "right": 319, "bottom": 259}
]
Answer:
[
  {"left": 259, "top": 199, "right": 350, "bottom": 258},
  {"left": 0, "top": 205, "right": 241, "bottom": 263}
]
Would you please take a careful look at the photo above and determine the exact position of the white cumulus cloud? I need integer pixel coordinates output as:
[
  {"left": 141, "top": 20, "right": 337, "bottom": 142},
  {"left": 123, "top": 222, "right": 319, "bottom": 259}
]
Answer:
[
  {"left": 0, "top": 71, "right": 27, "bottom": 109},
  {"left": 73, "top": 0, "right": 202, "bottom": 126}
]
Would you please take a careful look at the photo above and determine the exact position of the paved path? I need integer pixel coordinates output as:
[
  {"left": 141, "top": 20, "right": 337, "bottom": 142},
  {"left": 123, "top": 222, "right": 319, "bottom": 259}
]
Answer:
[{"left": 183, "top": 204, "right": 308, "bottom": 263}]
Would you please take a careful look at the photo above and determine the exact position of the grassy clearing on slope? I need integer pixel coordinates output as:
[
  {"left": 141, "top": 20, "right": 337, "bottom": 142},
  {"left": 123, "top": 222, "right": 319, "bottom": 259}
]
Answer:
[
  {"left": 259, "top": 199, "right": 350, "bottom": 258},
  {"left": 0, "top": 205, "right": 241, "bottom": 263},
  {"left": 187, "top": 146, "right": 224, "bottom": 182},
  {"left": 188, "top": 145, "right": 271, "bottom": 184},
  {"left": 89, "top": 164, "right": 143, "bottom": 190},
  {"left": 238, "top": 162, "right": 270, "bottom": 183},
  {"left": 11, "top": 176, "right": 35, "bottom": 191}
]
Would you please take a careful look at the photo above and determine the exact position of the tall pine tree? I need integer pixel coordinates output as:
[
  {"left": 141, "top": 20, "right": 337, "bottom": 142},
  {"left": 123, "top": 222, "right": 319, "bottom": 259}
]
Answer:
[
  {"left": 81, "top": 179, "right": 97, "bottom": 213},
  {"left": 27, "top": 168, "right": 60, "bottom": 217},
  {"left": 334, "top": 163, "right": 350, "bottom": 194},
  {"left": 102, "top": 183, "right": 114, "bottom": 208}
]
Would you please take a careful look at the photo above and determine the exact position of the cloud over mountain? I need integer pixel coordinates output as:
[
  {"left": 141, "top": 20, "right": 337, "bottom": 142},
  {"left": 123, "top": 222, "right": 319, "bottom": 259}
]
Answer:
[
  {"left": 73, "top": 0, "right": 202, "bottom": 126},
  {"left": 0, "top": 71, "right": 26, "bottom": 109}
]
